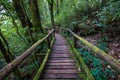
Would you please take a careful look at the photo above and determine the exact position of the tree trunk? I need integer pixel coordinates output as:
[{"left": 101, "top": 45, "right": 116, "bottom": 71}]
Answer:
[
  {"left": 29, "top": 0, "right": 44, "bottom": 33},
  {"left": 12, "top": 0, "right": 26, "bottom": 27},
  {"left": 48, "top": 0, "right": 55, "bottom": 29},
  {"left": 0, "top": 0, "right": 28, "bottom": 44},
  {"left": 0, "top": 31, "right": 22, "bottom": 79},
  {"left": 60, "top": 0, "right": 63, "bottom": 5},
  {"left": 56, "top": 0, "right": 59, "bottom": 14},
  {"left": 0, "top": 38, "right": 13, "bottom": 62},
  {"left": 12, "top": 0, "right": 32, "bottom": 28},
  {"left": 12, "top": 0, "right": 34, "bottom": 43}
]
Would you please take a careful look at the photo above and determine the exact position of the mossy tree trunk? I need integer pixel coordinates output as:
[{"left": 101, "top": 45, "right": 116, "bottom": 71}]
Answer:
[
  {"left": 29, "top": 0, "right": 44, "bottom": 33},
  {"left": 60, "top": 0, "right": 63, "bottom": 4},
  {"left": 56, "top": 0, "right": 59, "bottom": 14},
  {"left": 12, "top": 0, "right": 32, "bottom": 28},
  {"left": 12, "top": 0, "right": 34, "bottom": 43},
  {"left": 0, "top": 0, "right": 27, "bottom": 44},
  {"left": 48, "top": 0, "right": 55, "bottom": 29},
  {"left": 0, "top": 31, "right": 22, "bottom": 79}
]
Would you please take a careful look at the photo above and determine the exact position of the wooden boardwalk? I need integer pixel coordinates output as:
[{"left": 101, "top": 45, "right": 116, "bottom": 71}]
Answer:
[{"left": 40, "top": 33, "right": 79, "bottom": 80}]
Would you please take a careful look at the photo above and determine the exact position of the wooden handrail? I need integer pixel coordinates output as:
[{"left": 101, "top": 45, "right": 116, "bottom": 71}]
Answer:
[
  {"left": 71, "top": 45, "right": 95, "bottom": 80},
  {"left": 0, "top": 30, "right": 54, "bottom": 80},
  {"left": 67, "top": 29, "right": 120, "bottom": 72},
  {"left": 33, "top": 38, "right": 55, "bottom": 80}
]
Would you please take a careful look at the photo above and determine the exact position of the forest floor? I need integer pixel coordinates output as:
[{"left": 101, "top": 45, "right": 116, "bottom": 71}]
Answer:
[{"left": 84, "top": 32, "right": 120, "bottom": 62}]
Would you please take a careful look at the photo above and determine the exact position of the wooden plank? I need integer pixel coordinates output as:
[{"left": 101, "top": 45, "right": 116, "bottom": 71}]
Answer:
[
  {"left": 51, "top": 54, "right": 70, "bottom": 56},
  {"left": 52, "top": 48, "right": 69, "bottom": 50},
  {"left": 40, "top": 33, "right": 79, "bottom": 79},
  {"left": 47, "top": 63, "right": 75, "bottom": 66},
  {"left": 53, "top": 47, "right": 68, "bottom": 49},
  {"left": 41, "top": 79, "right": 76, "bottom": 80},
  {"left": 53, "top": 43, "right": 68, "bottom": 49},
  {"left": 44, "top": 69, "right": 78, "bottom": 74},
  {"left": 52, "top": 52, "right": 69, "bottom": 54},
  {"left": 51, "top": 55, "right": 70, "bottom": 57},
  {"left": 53, "top": 48, "right": 68, "bottom": 50},
  {"left": 52, "top": 52, "right": 69, "bottom": 53},
  {"left": 46, "top": 65, "right": 77, "bottom": 69},
  {"left": 49, "top": 58, "right": 72, "bottom": 60},
  {"left": 47, "top": 65, "right": 76, "bottom": 69},
  {"left": 41, "top": 73, "right": 78, "bottom": 79},
  {"left": 48, "top": 60, "right": 75, "bottom": 63}
]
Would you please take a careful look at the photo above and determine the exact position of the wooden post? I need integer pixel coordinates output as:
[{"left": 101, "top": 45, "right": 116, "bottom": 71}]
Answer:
[
  {"left": 67, "top": 30, "right": 69, "bottom": 36},
  {"left": 74, "top": 36, "right": 77, "bottom": 48},
  {"left": 47, "top": 36, "right": 50, "bottom": 49},
  {"left": 73, "top": 25, "right": 77, "bottom": 48}
]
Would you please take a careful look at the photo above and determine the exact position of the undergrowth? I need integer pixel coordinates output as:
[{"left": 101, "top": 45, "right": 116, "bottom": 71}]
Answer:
[{"left": 78, "top": 48, "right": 117, "bottom": 80}]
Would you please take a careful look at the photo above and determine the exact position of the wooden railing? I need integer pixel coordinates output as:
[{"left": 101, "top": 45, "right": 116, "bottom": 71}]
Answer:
[
  {"left": 0, "top": 30, "right": 55, "bottom": 80},
  {"left": 63, "top": 29, "right": 120, "bottom": 72}
]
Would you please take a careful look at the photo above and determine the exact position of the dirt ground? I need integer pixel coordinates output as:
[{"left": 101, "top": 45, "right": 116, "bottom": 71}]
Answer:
[{"left": 84, "top": 32, "right": 120, "bottom": 62}]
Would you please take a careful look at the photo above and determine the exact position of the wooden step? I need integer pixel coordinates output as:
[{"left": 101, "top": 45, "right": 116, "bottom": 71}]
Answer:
[
  {"left": 52, "top": 55, "right": 70, "bottom": 58},
  {"left": 41, "top": 79, "right": 78, "bottom": 80},
  {"left": 46, "top": 65, "right": 77, "bottom": 69},
  {"left": 40, "top": 33, "right": 79, "bottom": 79},
  {"left": 41, "top": 73, "right": 78, "bottom": 79},
  {"left": 50, "top": 54, "right": 70, "bottom": 57},
  {"left": 47, "top": 63, "right": 75, "bottom": 66},
  {"left": 52, "top": 52, "right": 69, "bottom": 53},
  {"left": 44, "top": 69, "right": 78, "bottom": 74},
  {"left": 49, "top": 58, "right": 72, "bottom": 60},
  {"left": 48, "top": 60, "right": 75, "bottom": 63}
]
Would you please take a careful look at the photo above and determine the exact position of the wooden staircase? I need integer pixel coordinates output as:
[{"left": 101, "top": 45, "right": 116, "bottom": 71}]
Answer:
[
  {"left": 1, "top": 29, "right": 120, "bottom": 80},
  {"left": 40, "top": 33, "right": 79, "bottom": 80}
]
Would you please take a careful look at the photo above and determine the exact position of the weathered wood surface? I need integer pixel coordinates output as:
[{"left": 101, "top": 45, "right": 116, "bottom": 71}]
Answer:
[{"left": 40, "top": 33, "right": 79, "bottom": 79}]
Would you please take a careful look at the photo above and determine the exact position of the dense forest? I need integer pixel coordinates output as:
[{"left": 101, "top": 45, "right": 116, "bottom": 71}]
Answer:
[{"left": 0, "top": 0, "right": 120, "bottom": 80}]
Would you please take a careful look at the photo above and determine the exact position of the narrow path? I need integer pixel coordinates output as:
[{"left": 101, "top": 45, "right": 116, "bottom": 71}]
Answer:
[{"left": 40, "top": 33, "right": 79, "bottom": 80}]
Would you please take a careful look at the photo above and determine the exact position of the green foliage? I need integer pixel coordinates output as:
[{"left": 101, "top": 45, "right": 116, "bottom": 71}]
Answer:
[
  {"left": 97, "top": 36, "right": 109, "bottom": 52},
  {"left": 97, "top": 1, "right": 120, "bottom": 23},
  {"left": 97, "top": 42, "right": 108, "bottom": 52},
  {"left": 0, "top": 19, "right": 29, "bottom": 56},
  {"left": 78, "top": 48, "right": 114, "bottom": 80},
  {"left": 20, "top": 60, "right": 39, "bottom": 75}
]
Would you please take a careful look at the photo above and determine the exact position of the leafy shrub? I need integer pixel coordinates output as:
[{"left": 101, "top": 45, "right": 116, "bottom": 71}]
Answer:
[
  {"left": 78, "top": 48, "right": 114, "bottom": 80},
  {"left": 97, "top": 36, "right": 109, "bottom": 52}
]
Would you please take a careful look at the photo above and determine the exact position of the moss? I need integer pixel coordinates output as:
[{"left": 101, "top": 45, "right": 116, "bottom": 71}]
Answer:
[
  {"left": 72, "top": 46, "right": 95, "bottom": 80},
  {"left": 73, "top": 33, "right": 120, "bottom": 72},
  {"left": 33, "top": 38, "right": 55, "bottom": 80},
  {"left": 33, "top": 49, "right": 51, "bottom": 80}
]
